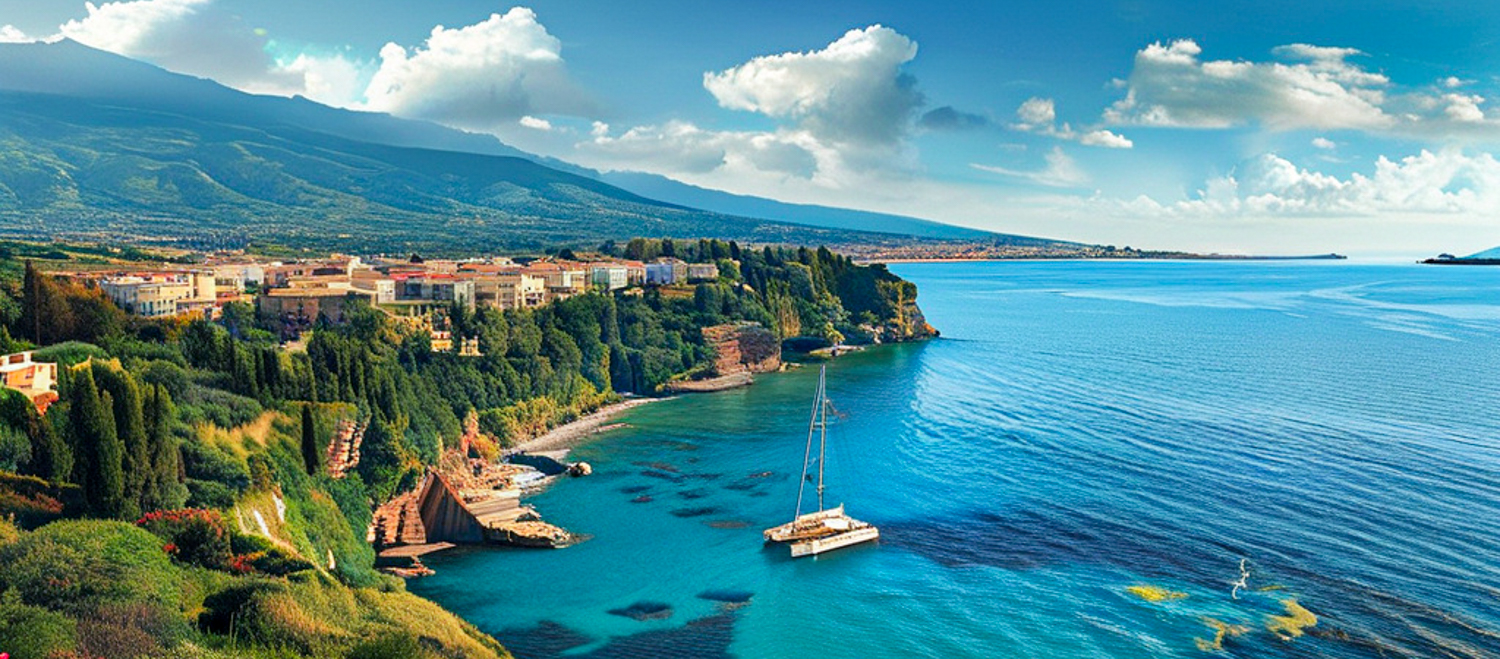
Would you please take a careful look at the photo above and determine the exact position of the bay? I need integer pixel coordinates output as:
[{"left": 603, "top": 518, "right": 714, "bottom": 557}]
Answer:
[{"left": 411, "top": 261, "right": 1500, "bottom": 658}]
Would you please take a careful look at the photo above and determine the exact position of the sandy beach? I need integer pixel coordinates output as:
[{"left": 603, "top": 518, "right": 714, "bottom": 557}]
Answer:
[{"left": 508, "top": 397, "right": 666, "bottom": 454}]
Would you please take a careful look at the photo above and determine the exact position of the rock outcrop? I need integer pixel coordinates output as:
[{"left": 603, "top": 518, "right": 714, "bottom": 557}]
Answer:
[{"left": 702, "top": 322, "right": 782, "bottom": 376}]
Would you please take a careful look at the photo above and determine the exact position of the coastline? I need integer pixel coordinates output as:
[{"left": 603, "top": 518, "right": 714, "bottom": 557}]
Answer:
[
  {"left": 870, "top": 254, "right": 1347, "bottom": 264},
  {"left": 507, "top": 397, "right": 665, "bottom": 454}
]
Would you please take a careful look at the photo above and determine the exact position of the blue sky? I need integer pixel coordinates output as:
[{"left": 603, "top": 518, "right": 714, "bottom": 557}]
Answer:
[{"left": 4, "top": 0, "right": 1500, "bottom": 255}]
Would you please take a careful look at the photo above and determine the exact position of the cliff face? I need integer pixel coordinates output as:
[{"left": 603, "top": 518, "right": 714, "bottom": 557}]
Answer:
[
  {"left": 892, "top": 299, "right": 939, "bottom": 341},
  {"left": 703, "top": 322, "right": 782, "bottom": 375},
  {"left": 864, "top": 299, "right": 938, "bottom": 343}
]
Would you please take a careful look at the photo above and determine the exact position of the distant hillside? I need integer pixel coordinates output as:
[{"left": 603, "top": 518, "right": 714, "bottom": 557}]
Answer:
[
  {"left": 598, "top": 171, "right": 1050, "bottom": 244},
  {"left": 1463, "top": 246, "right": 1500, "bottom": 260},
  {"left": 0, "top": 40, "right": 1069, "bottom": 254}
]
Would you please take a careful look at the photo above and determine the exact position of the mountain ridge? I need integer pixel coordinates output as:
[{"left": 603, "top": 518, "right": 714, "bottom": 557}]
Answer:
[{"left": 0, "top": 40, "right": 1067, "bottom": 253}]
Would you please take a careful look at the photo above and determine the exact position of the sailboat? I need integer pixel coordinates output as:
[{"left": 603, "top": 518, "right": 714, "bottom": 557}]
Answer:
[{"left": 763, "top": 365, "right": 880, "bottom": 557}]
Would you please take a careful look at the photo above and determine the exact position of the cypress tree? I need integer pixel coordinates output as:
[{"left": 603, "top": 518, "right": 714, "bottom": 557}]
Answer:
[
  {"left": 68, "top": 369, "right": 125, "bottom": 518},
  {"left": 301, "top": 403, "right": 320, "bottom": 476},
  {"left": 144, "top": 384, "right": 184, "bottom": 510},
  {"left": 94, "top": 364, "right": 147, "bottom": 519},
  {"left": 22, "top": 260, "right": 41, "bottom": 344}
]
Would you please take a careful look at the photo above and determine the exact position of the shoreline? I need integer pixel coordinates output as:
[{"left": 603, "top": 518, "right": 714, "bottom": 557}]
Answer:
[
  {"left": 869, "top": 255, "right": 1348, "bottom": 264},
  {"left": 507, "top": 397, "right": 665, "bottom": 454}
]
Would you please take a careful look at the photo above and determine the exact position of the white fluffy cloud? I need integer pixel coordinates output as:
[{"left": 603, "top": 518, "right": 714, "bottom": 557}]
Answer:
[
  {"left": 518, "top": 116, "right": 553, "bottom": 131},
  {"left": 702, "top": 25, "right": 922, "bottom": 146},
  {"left": 1105, "top": 39, "right": 1392, "bottom": 130},
  {"left": 1138, "top": 149, "right": 1500, "bottom": 216},
  {"left": 1102, "top": 39, "right": 1500, "bottom": 139},
  {"left": 362, "top": 8, "right": 590, "bottom": 129},
  {"left": 56, "top": 0, "right": 364, "bottom": 106},
  {"left": 0, "top": 25, "right": 33, "bottom": 43},
  {"left": 1013, "top": 97, "right": 1133, "bottom": 148},
  {"left": 579, "top": 120, "right": 820, "bottom": 178},
  {"left": 579, "top": 23, "right": 932, "bottom": 204},
  {"left": 61, "top": 0, "right": 279, "bottom": 89}
]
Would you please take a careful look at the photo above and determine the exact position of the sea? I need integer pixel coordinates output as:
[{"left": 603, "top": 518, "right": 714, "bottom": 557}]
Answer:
[{"left": 409, "top": 261, "right": 1500, "bottom": 659}]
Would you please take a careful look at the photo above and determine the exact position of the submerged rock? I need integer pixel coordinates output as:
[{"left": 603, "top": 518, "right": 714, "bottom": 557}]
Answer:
[
  {"left": 697, "top": 590, "right": 754, "bottom": 604},
  {"left": 670, "top": 506, "right": 720, "bottom": 518},
  {"left": 608, "top": 601, "right": 674, "bottom": 621}
]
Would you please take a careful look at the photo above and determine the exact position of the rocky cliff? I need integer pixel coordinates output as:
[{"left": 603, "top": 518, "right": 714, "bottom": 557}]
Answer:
[{"left": 703, "top": 322, "right": 782, "bottom": 375}]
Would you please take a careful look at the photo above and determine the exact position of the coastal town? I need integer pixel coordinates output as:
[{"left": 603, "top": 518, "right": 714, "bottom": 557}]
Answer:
[{"left": 90, "top": 252, "right": 720, "bottom": 332}]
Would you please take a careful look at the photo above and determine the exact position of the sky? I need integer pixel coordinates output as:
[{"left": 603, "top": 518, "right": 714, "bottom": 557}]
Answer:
[{"left": 3, "top": 0, "right": 1500, "bottom": 256}]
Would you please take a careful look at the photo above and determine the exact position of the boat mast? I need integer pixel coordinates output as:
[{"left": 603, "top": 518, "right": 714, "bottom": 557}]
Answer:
[
  {"left": 816, "top": 365, "right": 827, "bottom": 512},
  {"left": 794, "top": 365, "right": 823, "bottom": 518}
]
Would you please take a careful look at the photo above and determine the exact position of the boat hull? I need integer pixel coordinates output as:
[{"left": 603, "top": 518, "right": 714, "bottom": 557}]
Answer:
[{"left": 790, "top": 526, "right": 880, "bottom": 557}]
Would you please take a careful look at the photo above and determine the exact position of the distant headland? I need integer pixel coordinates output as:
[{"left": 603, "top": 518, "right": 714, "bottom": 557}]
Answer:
[
  {"left": 1421, "top": 247, "right": 1500, "bottom": 265},
  {"left": 866, "top": 248, "right": 1348, "bottom": 264}
]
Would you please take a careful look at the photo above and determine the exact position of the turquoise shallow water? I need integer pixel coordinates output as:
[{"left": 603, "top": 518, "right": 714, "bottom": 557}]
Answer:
[{"left": 411, "top": 261, "right": 1500, "bottom": 658}]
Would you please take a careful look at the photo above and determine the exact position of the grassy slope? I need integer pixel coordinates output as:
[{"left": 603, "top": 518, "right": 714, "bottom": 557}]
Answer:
[{"left": 0, "top": 406, "right": 511, "bottom": 659}]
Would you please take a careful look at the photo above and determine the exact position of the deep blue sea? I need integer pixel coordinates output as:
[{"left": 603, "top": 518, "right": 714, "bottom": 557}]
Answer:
[{"left": 411, "top": 261, "right": 1500, "bottom": 659}]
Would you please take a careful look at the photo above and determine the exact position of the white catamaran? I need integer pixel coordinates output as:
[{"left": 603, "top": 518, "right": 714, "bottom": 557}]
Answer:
[{"left": 763, "top": 365, "right": 879, "bottom": 557}]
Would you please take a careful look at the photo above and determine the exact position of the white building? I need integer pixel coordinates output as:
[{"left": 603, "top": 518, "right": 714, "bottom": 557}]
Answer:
[
  {"left": 646, "top": 259, "right": 688, "bottom": 286},
  {"left": 686, "top": 263, "right": 720, "bottom": 282},
  {"left": 100, "top": 271, "right": 217, "bottom": 318},
  {"left": 590, "top": 265, "right": 629, "bottom": 291}
]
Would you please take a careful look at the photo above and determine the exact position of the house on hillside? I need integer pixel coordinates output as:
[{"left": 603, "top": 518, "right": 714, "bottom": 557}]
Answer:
[
  {"left": 589, "top": 264, "right": 629, "bottom": 291},
  {"left": 100, "top": 271, "right": 218, "bottom": 318},
  {"left": 687, "top": 263, "right": 720, "bottom": 282},
  {"left": 646, "top": 258, "right": 688, "bottom": 286},
  {"left": 1, "top": 351, "right": 58, "bottom": 414}
]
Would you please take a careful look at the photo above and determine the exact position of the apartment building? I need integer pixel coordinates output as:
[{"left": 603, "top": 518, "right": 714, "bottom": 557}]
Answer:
[
  {"left": 100, "top": 271, "right": 217, "bottom": 318},
  {"left": 687, "top": 263, "right": 720, "bottom": 282},
  {"left": 589, "top": 264, "right": 629, "bottom": 291}
]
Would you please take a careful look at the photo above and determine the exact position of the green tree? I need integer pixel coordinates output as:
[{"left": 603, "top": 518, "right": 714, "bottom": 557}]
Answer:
[
  {"left": 0, "top": 423, "right": 30, "bottom": 472},
  {"left": 301, "top": 403, "right": 320, "bottom": 476},
  {"left": 92, "top": 363, "right": 148, "bottom": 519},
  {"left": 143, "top": 384, "right": 186, "bottom": 511},
  {"left": 66, "top": 369, "right": 125, "bottom": 518},
  {"left": 0, "top": 390, "right": 69, "bottom": 481}
]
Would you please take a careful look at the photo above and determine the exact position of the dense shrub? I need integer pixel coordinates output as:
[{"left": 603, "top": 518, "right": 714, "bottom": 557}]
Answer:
[
  {"left": 184, "top": 478, "right": 237, "bottom": 509},
  {"left": 177, "top": 384, "right": 264, "bottom": 429},
  {"left": 0, "top": 594, "right": 78, "bottom": 659},
  {"left": 135, "top": 359, "right": 192, "bottom": 400},
  {"left": 32, "top": 341, "right": 108, "bottom": 367},
  {"left": 235, "top": 547, "right": 315, "bottom": 577},
  {"left": 196, "top": 580, "right": 287, "bottom": 635},
  {"left": 348, "top": 632, "right": 427, "bottom": 659},
  {"left": 136, "top": 509, "right": 233, "bottom": 571},
  {"left": 181, "top": 441, "right": 250, "bottom": 491},
  {"left": 76, "top": 601, "right": 174, "bottom": 658},
  {"left": 0, "top": 423, "right": 30, "bottom": 472},
  {"left": 0, "top": 520, "right": 183, "bottom": 617},
  {"left": 0, "top": 472, "right": 77, "bottom": 529}
]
